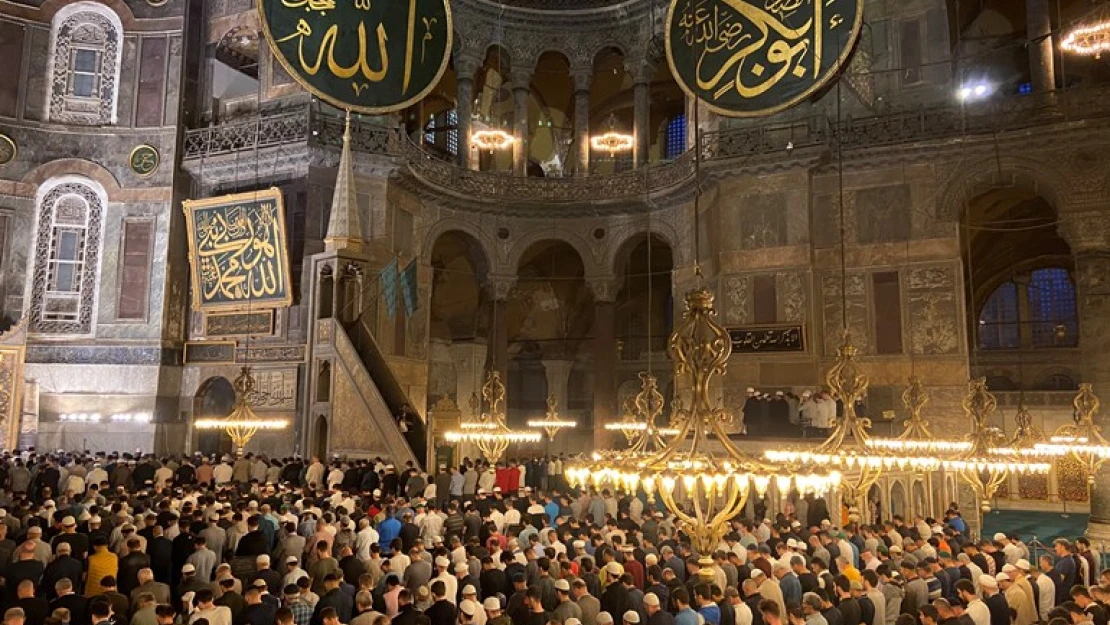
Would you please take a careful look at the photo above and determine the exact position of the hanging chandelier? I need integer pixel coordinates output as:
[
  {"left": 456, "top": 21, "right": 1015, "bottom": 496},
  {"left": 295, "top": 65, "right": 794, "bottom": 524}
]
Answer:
[
  {"left": 1026, "top": 384, "right": 1110, "bottom": 484},
  {"left": 602, "top": 371, "right": 678, "bottom": 450},
  {"left": 526, "top": 394, "right": 577, "bottom": 439},
  {"left": 569, "top": 289, "right": 841, "bottom": 556},
  {"left": 864, "top": 376, "right": 972, "bottom": 454},
  {"left": 590, "top": 114, "right": 634, "bottom": 155},
  {"left": 1061, "top": 2, "right": 1110, "bottom": 58},
  {"left": 471, "top": 128, "right": 515, "bottom": 151},
  {"left": 194, "top": 366, "right": 288, "bottom": 454},
  {"left": 444, "top": 371, "right": 541, "bottom": 463}
]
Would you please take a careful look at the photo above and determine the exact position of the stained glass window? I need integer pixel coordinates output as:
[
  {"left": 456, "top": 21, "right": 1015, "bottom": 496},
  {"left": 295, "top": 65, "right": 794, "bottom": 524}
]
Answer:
[
  {"left": 665, "top": 114, "right": 686, "bottom": 160},
  {"left": 1029, "top": 267, "right": 1078, "bottom": 347},
  {"left": 979, "top": 281, "right": 1019, "bottom": 350}
]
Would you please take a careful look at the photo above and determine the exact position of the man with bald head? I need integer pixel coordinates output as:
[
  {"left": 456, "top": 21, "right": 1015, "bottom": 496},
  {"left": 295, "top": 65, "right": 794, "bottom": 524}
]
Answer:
[
  {"left": 131, "top": 568, "right": 171, "bottom": 606},
  {"left": 42, "top": 542, "right": 82, "bottom": 599}
]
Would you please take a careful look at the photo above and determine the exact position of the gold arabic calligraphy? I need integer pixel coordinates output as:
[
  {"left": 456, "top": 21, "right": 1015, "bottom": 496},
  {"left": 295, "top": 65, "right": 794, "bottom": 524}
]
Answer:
[
  {"left": 195, "top": 202, "right": 286, "bottom": 303},
  {"left": 677, "top": 0, "right": 847, "bottom": 102},
  {"left": 273, "top": 0, "right": 441, "bottom": 98}
]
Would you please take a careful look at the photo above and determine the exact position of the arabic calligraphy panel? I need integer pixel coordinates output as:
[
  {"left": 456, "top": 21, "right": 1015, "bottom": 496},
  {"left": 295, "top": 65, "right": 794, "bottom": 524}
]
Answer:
[
  {"left": 728, "top": 324, "right": 806, "bottom": 353},
  {"left": 259, "top": 0, "right": 452, "bottom": 114},
  {"left": 183, "top": 188, "right": 293, "bottom": 312},
  {"left": 666, "top": 0, "right": 865, "bottom": 117}
]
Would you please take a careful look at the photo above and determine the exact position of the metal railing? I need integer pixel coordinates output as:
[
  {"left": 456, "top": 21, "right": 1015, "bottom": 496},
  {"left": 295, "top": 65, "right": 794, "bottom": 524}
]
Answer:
[{"left": 181, "top": 83, "right": 1110, "bottom": 199}]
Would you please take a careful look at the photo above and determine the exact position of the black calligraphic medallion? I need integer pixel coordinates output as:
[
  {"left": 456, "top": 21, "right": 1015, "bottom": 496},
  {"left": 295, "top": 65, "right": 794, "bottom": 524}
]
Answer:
[
  {"left": 0, "top": 134, "right": 16, "bottom": 166},
  {"left": 666, "top": 0, "right": 864, "bottom": 117},
  {"left": 259, "top": 0, "right": 452, "bottom": 113}
]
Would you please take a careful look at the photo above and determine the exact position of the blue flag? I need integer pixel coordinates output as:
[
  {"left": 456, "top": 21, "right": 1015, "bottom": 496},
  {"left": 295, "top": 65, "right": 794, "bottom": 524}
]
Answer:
[
  {"left": 400, "top": 259, "right": 420, "bottom": 317},
  {"left": 380, "top": 258, "right": 398, "bottom": 318}
]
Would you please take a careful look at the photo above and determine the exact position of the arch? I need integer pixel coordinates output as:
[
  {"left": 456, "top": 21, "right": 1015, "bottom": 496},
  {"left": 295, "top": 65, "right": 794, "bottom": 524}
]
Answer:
[
  {"left": 22, "top": 159, "right": 123, "bottom": 195},
  {"left": 911, "top": 479, "right": 928, "bottom": 517},
  {"left": 421, "top": 219, "right": 499, "bottom": 271},
  {"left": 45, "top": 1, "right": 124, "bottom": 125},
  {"left": 507, "top": 229, "right": 600, "bottom": 280},
  {"left": 604, "top": 221, "right": 683, "bottom": 274},
  {"left": 38, "top": 0, "right": 136, "bottom": 27},
  {"left": 313, "top": 414, "right": 329, "bottom": 460},
  {"left": 867, "top": 483, "right": 883, "bottom": 524},
  {"left": 890, "top": 480, "right": 908, "bottom": 519},
  {"left": 609, "top": 229, "right": 676, "bottom": 277},
  {"left": 28, "top": 175, "right": 108, "bottom": 335},
  {"left": 939, "top": 156, "right": 1068, "bottom": 224},
  {"left": 1032, "top": 368, "right": 1079, "bottom": 391},
  {"left": 429, "top": 229, "right": 491, "bottom": 341},
  {"left": 193, "top": 376, "right": 235, "bottom": 457}
]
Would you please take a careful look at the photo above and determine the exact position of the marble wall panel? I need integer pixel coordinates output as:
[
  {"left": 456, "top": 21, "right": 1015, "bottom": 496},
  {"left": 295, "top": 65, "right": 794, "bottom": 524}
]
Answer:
[{"left": 907, "top": 264, "right": 961, "bottom": 355}]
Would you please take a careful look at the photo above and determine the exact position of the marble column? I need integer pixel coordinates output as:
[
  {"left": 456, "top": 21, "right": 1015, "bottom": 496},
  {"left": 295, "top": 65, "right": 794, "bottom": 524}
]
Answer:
[
  {"left": 685, "top": 95, "right": 718, "bottom": 153},
  {"left": 1026, "top": 0, "right": 1056, "bottom": 95},
  {"left": 631, "top": 61, "right": 654, "bottom": 168},
  {"left": 451, "top": 341, "right": 489, "bottom": 416},
  {"left": 542, "top": 360, "right": 575, "bottom": 410},
  {"left": 1014, "top": 275, "right": 1033, "bottom": 349},
  {"left": 455, "top": 55, "right": 480, "bottom": 170},
  {"left": 571, "top": 67, "right": 592, "bottom": 176},
  {"left": 487, "top": 275, "right": 516, "bottom": 386},
  {"left": 511, "top": 69, "right": 532, "bottom": 177},
  {"left": 1060, "top": 210, "right": 1110, "bottom": 541},
  {"left": 589, "top": 276, "right": 619, "bottom": 448}
]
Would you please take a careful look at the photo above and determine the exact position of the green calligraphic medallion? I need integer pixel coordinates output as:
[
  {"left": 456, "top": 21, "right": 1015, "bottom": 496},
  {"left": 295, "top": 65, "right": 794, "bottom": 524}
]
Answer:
[
  {"left": 0, "top": 134, "right": 16, "bottom": 166},
  {"left": 183, "top": 188, "right": 293, "bottom": 312},
  {"left": 666, "top": 0, "right": 864, "bottom": 117},
  {"left": 129, "top": 144, "right": 160, "bottom": 177},
  {"left": 259, "top": 0, "right": 452, "bottom": 114}
]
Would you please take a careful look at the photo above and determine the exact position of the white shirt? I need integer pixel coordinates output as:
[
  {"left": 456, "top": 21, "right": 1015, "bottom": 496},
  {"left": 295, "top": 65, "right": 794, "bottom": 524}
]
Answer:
[
  {"left": 189, "top": 605, "right": 232, "bottom": 625},
  {"left": 734, "top": 602, "right": 753, "bottom": 625},
  {"left": 213, "top": 464, "right": 233, "bottom": 484},
  {"left": 966, "top": 599, "right": 990, "bottom": 625},
  {"left": 1034, "top": 575, "right": 1056, "bottom": 621},
  {"left": 434, "top": 572, "right": 458, "bottom": 605}
]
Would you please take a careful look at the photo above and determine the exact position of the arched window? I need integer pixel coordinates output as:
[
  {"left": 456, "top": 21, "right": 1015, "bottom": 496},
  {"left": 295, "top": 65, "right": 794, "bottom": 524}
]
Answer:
[
  {"left": 424, "top": 109, "right": 459, "bottom": 157},
  {"left": 47, "top": 3, "right": 123, "bottom": 125},
  {"left": 979, "top": 281, "right": 1019, "bottom": 350},
  {"left": 1029, "top": 267, "right": 1078, "bottom": 347},
  {"left": 665, "top": 114, "right": 686, "bottom": 160},
  {"left": 29, "top": 177, "right": 105, "bottom": 335}
]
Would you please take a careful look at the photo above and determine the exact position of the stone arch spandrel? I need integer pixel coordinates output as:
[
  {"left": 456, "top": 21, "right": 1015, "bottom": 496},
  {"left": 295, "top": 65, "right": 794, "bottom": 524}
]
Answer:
[
  {"left": 508, "top": 227, "right": 602, "bottom": 280},
  {"left": 937, "top": 155, "right": 1069, "bottom": 223}
]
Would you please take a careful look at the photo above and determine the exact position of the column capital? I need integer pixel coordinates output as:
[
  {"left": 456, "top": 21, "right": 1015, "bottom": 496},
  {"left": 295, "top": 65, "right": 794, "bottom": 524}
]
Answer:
[
  {"left": 454, "top": 53, "right": 482, "bottom": 80},
  {"left": 1059, "top": 209, "right": 1110, "bottom": 254},
  {"left": 586, "top": 274, "right": 620, "bottom": 303},
  {"left": 571, "top": 65, "right": 593, "bottom": 92},
  {"left": 627, "top": 57, "right": 658, "bottom": 84},
  {"left": 510, "top": 68, "right": 533, "bottom": 91},
  {"left": 488, "top": 274, "right": 517, "bottom": 301}
]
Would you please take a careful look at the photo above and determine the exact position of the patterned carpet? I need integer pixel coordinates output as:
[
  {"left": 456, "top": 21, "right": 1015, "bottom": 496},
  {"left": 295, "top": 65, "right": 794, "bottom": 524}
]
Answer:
[{"left": 981, "top": 510, "right": 1089, "bottom": 542}]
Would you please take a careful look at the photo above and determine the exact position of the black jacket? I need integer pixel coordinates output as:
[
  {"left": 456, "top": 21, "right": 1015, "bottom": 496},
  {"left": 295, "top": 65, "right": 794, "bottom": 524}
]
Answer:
[
  {"left": 312, "top": 588, "right": 354, "bottom": 625},
  {"left": 49, "top": 594, "right": 87, "bottom": 625},
  {"left": 426, "top": 599, "right": 458, "bottom": 625},
  {"left": 238, "top": 602, "right": 278, "bottom": 625}
]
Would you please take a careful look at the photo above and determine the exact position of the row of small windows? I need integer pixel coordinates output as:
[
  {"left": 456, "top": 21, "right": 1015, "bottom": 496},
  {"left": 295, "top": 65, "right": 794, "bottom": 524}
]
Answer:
[{"left": 978, "top": 267, "right": 1079, "bottom": 350}]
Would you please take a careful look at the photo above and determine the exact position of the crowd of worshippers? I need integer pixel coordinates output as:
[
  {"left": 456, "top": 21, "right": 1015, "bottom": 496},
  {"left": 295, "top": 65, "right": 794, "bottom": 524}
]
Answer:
[
  {"left": 0, "top": 452, "right": 1101, "bottom": 625},
  {"left": 741, "top": 390, "right": 869, "bottom": 439}
]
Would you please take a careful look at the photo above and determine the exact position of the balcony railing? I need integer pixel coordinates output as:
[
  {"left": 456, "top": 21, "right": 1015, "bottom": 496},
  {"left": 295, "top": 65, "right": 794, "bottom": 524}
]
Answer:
[{"left": 181, "top": 84, "right": 1110, "bottom": 200}]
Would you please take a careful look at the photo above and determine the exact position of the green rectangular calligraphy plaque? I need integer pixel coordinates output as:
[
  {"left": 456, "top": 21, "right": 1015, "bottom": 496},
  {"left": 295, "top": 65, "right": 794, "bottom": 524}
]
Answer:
[{"left": 183, "top": 188, "right": 294, "bottom": 312}]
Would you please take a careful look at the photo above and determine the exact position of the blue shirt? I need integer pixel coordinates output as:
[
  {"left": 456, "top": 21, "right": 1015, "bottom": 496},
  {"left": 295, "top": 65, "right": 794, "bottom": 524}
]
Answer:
[
  {"left": 677, "top": 608, "right": 701, "bottom": 625},
  {"left": 378, "top": 516, "right": 401, "bottom": 554},
  {"left": 545, "top": 501, "right": 560, "bottom": 524},
  {"left": 699, "top": 604, "right": 722, "bottom": 625}
]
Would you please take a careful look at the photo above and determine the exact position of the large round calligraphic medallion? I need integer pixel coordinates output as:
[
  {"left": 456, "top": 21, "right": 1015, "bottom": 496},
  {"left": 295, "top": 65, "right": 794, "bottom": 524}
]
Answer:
[
  {"left": 666, "top": 0, "right": 864, "bottom": 117},
  {"left": 129, "top": 144, "right": 160, "bottom": 177},
  {"left": 259, "top": 0, "right": 452, "bottom": 114},
  {"left": 0, "top": 134, "right": 15, "bottom": 167}
]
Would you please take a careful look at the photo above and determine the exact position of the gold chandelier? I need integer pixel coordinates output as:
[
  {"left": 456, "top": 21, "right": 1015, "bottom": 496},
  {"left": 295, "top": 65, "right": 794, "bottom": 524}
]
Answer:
[
  {"left": 194, "top": 366, "right": 288, "bottom": 454},
  {"left": 590, "top": 114, "right": 634, "bottom": 155},
  {"left": 568, "top": 289, "right": 840, "bottom": 556},
  {"left": 603, "top": 371, "right": 678, "bottom": 451},
  {"left": 1027, "top": 384, "right": 1110, "bottom": 484},
  {"left": 471, "top": 128, "right": 515, "bottom": 151},
  {"left": 527, "top": 394, "right": 577, "bottom": 439},
  {"left": 445, "top": 371, "right": 541, "bottom": 463},
  {"left": 864, "top": 376, "right": 972, "bottom": 454},
  {"left": 1061, "top": 2, "right": 1110, "bottom": 58}
]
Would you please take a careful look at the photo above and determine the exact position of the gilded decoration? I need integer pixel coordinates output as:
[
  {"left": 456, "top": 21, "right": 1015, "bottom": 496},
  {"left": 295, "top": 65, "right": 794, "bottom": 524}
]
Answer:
[
  {"left": 183, "top": 188, "right": 293, "bottom": 312},
  {"left": 1059, "top": 455, "right": 1090, "bottom": 502},
  {"left": 331, "top": 371, "right": 373, "bottom": 452}
]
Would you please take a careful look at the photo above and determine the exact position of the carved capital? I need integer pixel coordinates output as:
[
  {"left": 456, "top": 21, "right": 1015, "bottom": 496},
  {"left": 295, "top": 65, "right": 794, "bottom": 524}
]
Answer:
[
  {"left": 586, "top": 274, "right": 620, "bottom": 303},
  {"left": 627, "top": 57, "right": 657, "bottom": 84},
  {"left": 488, "top": 274, "right": 517, "bottom": 301},
  {"left": 1059, "top": 210, "right": 1110, "bottom": 254},
  {"left": 454, "top": 53, "right": 483, "bottom": 81},
  {"left": 571, "top": 65, "right": 593, "bottom": 92}
]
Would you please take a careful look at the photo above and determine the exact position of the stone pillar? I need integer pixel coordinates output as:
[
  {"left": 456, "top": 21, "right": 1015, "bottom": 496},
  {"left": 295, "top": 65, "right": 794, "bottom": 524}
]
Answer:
[
  {"left": 1060, "top": 210, "right": 1110, "bottom": 541},
  {"left": 511, "top": 69, "right": 532, "bottom": 177},
  {"left": 1026, "top": 0, "right": 1056, "bottom": 95},
  {"left": 451, "top": 341, "right": 488, "bottom": 416},
  {"left": 455, "top": 55, "right": 480, "bottom": 170},
  {"left": 487, "top": 275, "right": 516, "bottom": 384},
  {"left": 542, "top": 360, "right": 575, "bottom": 410},
  {"left": 589, "top": 276, "right": 619, "bottom": 448},
  {"left": 1014, "top": 275, "right": 1033, "bottom": 350},
  {"left": 630, "top": 61, "right": 654, "bottom": 168},
  {"left": 571, "top": 67, "right": 592, "bottom": 176},
  {"left": 685, "top": 95, "right": 718, "bottom": 152}
]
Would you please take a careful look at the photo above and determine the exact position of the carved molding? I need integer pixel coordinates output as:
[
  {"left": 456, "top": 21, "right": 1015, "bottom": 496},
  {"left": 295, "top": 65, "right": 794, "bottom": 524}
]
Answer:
[{"left": 47, "top": 8, "right": 122, "bottom": 126}]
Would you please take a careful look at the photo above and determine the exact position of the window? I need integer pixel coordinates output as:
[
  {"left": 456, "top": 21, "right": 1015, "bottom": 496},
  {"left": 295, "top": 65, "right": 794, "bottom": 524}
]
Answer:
[
  {"left": 900, "top": 19, "right": 922, "bottom": 84},
  {"left": 665, "top": 115, "right": 686, "bottom": 160},
  {"left": 70, "top": 48, "right": 100, "bottom": 97},
  {"left": 48, "top": 3, "right": 123, "bottom": 125},
  {"left": 29, "top": 178, "right": 104, "bottom": 334},
  {"left": 873, "top": 272, "right": 903, "bottom": 354},
  {"left": 1029, "top": 268, "right": 1078, "bottom": 347},
  {"left": 979, "top": 281, "right": 1019, "bottom": 350},
  {"left": 423, "top": 109, "right": 459, "bottom": 156}
]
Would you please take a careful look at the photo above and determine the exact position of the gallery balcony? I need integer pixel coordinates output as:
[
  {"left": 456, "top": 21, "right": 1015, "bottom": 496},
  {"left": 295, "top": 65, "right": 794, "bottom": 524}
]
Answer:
[{"left": 180, "top": 83, "right": 1110, "bottom": 204}]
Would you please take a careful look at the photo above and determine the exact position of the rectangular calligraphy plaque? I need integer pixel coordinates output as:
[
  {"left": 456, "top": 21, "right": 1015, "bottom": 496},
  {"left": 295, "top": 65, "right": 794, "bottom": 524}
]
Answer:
[
  {"left": 183, "top": 188, "right": 293, "bottom": 312},
  {"left": 728, "top": 324, "right": 807, "bottom": 354},
  {"left": 183, "top": 341, "right": 236, "bottom": 364},
  {"left": 204, "top": 311, "right": 276, "bottom": 338}
]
